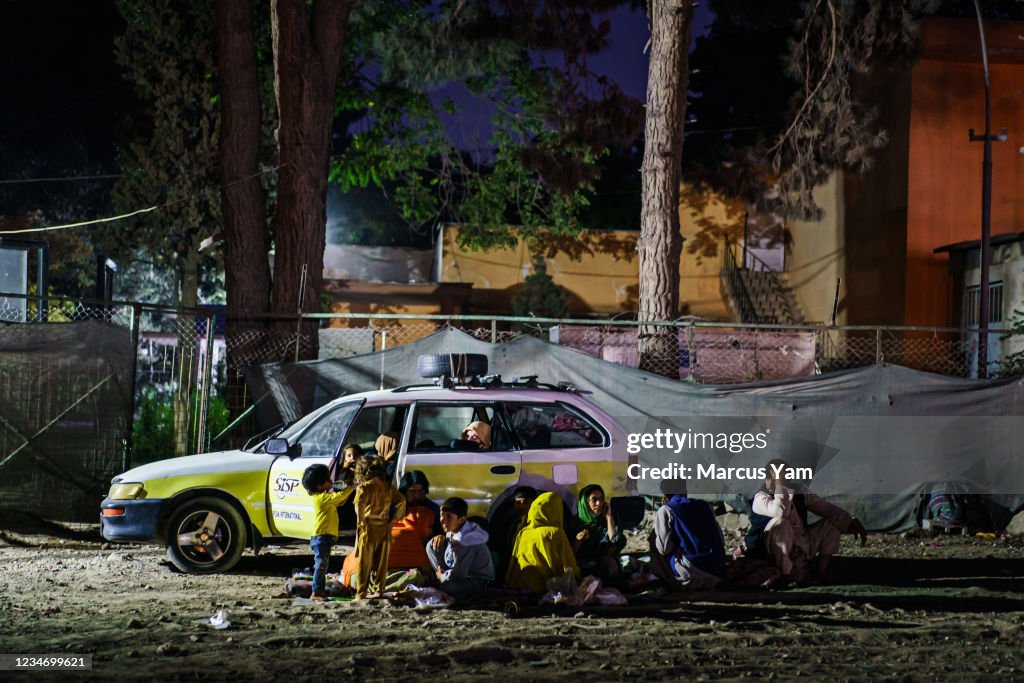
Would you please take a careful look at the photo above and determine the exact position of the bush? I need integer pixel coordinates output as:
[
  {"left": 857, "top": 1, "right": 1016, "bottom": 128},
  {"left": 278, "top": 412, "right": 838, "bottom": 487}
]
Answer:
[{"left": 132, "top": 387, "right": 229, "bottom": 464}]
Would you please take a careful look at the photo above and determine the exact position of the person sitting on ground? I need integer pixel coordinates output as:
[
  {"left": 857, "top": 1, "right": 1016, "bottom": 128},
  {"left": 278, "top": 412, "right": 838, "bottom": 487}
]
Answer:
[
  {"left": 352, "top": 457, "right": 406, "bottom": 599},
  {"left": 496, "top": 486, "right": 539, "bottom": 580},
  {"left": 460, "top": 421, "right": 491, "bottom": 450},
  {"left": 506, "top": 492, "right": 580, "bottom": 594},
  {"left": 651, "top": 479, "right": 726, "bottom": 591},
  {"left": 747, "top": 458, "right": 867, "bottom": 587},
  {"left": 301, "top": 464, "right": 354, "bottom": 602},
  {"left": 572, "top": 484, "right": 626, "bottom": 582},
  {"left": 400, "top": 469, "right": 442, "bottom": 537},
  {"left": 341, "top": 470, "right": 437, "bottom": 592},
  {"left": 426, "top": 497, "right": 495, "bottom": 599}
]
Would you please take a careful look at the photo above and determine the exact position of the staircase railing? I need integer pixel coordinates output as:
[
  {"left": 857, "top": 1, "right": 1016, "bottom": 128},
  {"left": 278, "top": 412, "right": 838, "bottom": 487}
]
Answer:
[{"left": 723, "top": 238, "right": 777, "bottom": 324}]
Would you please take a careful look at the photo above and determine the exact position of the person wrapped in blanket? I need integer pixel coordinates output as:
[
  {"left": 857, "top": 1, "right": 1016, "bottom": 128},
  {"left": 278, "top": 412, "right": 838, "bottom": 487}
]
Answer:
[
  {"left": 650, "top": 478, "right": 726, "bottom": 591},
  {"left": 571, "top": 484, "right": 626, "bottom": 582},
  {"left": 341, "top": 470, "right": 439, "bottom": 592},
  {"left": 506, "top": 491, "right": 580, "bottom": 593},
  {"left": 746, "top": 458, "right": 867, "bottom": 587}
]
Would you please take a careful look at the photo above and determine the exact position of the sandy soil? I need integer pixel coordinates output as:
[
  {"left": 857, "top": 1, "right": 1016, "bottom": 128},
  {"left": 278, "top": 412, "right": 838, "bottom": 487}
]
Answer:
[{"left": 0, "top": 512, "right": 1022, "bottom": 681}]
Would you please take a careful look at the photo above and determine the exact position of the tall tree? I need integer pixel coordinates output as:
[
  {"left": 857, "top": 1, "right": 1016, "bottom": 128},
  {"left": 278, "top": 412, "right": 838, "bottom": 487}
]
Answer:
[
  {"left": 215, "top": 0, "right": 271, "bottom": 331},
  {"left": 269, "top": 0, "right": 357, "bottom": 359},
  {"left": 638, "top": 0, "right": 693, "bottom": 376}
]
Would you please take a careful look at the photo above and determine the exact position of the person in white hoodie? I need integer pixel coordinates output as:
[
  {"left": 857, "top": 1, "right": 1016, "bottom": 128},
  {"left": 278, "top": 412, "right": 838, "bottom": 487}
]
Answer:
[{"left": 426, "top": 497, "right": 495, "bottom": 598}]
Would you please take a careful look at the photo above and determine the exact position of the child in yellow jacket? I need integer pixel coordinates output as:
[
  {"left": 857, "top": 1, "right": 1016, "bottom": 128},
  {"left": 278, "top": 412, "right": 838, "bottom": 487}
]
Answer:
[
  {"left": 353, "top": 456, "right": 406, "bottom": 599},
  {"left": 302, "top": 464, "right": 354, "bottom": 601}
]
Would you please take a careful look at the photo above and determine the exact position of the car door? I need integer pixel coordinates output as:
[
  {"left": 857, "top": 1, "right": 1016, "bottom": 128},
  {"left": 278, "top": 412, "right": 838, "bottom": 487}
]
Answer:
[
  {"left": 266, "top": 400, "right": 362, "bottom": 538},
  {"left": 400, "top": 401, "right": 521, "bottom": 517}
]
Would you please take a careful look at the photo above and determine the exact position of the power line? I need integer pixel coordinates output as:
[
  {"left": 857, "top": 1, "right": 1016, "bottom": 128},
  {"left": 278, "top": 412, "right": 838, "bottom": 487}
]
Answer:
[
  {"left": 0, "top": 206, "right": 158, "bottom": 235},
  {"left": 0, "top": 164, "right": 282, "bottom": 236},
  {"left": 0, "top": 174, "right": 122, "bottom": 185}
]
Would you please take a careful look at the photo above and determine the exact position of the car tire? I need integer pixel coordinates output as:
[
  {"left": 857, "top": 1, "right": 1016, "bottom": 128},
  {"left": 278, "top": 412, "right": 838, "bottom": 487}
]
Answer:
[
  {"left": 165, "top": 496, "right": 247, "bottom": 574},
  {"left": 417, "top": 353, "right": 488, "bottom": 378}
]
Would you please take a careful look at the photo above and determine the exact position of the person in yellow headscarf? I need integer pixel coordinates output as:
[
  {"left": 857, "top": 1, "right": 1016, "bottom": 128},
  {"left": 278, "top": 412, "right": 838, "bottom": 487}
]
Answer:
[{"left": 505, "top": 492, "right": 580, "bottom": 593}]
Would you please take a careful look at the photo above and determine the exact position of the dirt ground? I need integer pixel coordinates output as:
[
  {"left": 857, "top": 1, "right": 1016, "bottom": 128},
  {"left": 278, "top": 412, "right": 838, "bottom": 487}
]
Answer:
[{"left": 0, "top": 512, "right": 1022, "bottom": 681}]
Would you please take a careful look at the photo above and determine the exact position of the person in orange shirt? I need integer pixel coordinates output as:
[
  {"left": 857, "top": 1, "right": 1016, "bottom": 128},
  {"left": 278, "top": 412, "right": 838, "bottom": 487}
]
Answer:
[
  {"left": 340, "top": 470, "right": 437, "bottom": 589},
  {"left": 352, "top": 456, "right": 406, "bottom": 599},
  {"left": 301, "top": 464, "right": 354, "bottom": 602}
]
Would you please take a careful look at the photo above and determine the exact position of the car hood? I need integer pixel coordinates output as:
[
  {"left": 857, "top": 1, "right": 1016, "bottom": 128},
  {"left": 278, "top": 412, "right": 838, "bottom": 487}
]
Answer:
[{"left": 114, "top": 449, "right": 277, "bottom": 483}]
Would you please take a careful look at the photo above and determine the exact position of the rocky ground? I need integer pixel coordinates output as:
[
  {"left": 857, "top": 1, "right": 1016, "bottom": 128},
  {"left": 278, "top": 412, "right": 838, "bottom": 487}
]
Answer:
[{"left": 0, "top": 511, "right": 1022, "bottom": 681}]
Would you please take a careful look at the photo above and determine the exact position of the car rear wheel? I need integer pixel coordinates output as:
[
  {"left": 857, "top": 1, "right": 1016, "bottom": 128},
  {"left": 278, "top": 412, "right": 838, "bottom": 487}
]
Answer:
[{"left": 165, "top": 497, "right": 246, "bottom": 574}]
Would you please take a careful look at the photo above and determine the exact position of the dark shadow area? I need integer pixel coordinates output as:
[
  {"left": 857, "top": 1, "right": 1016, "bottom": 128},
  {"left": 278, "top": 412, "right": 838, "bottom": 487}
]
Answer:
[
  {"left": 830, "top": 555, "right": 1024, "bottom": 588},
  {"left": 0, "top": 509, "right": 104, "bottom": 542}
]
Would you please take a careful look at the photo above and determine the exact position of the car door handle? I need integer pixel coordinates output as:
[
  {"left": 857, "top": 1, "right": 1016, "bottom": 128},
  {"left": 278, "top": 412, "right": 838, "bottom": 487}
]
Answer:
[{"left": 490, "top": 465, "right": 516, "bottom": 475}]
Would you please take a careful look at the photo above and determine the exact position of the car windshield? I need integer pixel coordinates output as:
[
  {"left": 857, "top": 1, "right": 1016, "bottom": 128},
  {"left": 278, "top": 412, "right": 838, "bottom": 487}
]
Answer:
[{"left": 265, "top": 399, "right": 363, "bottom": 447}]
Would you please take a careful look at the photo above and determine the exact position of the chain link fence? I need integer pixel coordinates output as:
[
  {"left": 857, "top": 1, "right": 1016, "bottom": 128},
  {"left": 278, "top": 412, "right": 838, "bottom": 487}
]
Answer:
[{"left": 0, "top": 293, "right": 1020, "bottom": 522}]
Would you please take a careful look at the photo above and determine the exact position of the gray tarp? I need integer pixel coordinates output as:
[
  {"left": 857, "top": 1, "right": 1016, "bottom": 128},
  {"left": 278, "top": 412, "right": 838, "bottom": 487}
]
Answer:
[{"left": 243, "top": 328, "right": 1024, "bottom": 531}]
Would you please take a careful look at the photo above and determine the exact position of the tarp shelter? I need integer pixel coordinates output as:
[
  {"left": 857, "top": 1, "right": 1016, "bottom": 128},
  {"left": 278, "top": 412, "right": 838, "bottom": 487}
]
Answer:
[{"left": 244, "top": 329, "right": 1024, "bottom": 531}]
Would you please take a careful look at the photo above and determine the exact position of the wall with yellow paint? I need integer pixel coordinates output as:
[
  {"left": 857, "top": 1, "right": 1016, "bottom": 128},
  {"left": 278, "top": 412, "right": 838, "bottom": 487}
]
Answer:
[
  {"left": 786, "top": 174, "right": 847, "bottom": 324},
  {"left": 440, "top": 183, "right": 745, "bottom": 320}
]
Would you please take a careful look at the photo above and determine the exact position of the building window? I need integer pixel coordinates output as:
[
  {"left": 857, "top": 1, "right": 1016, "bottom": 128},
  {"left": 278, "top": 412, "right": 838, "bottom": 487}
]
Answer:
[{"left": 964, "top": 281, "right": 1003, "bottom": 326}]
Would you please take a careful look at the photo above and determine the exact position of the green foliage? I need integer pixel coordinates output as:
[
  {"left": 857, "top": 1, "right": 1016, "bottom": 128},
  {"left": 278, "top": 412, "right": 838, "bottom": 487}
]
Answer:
[
  {"left": 329, "top": 0, "right": 642, "bottom": 251},
  {"left": 996, "top": 309, "right": 1024, "bottom": 378},
  {"left": 511, "top": 256, "right": 569, "bottom": 319},
  {"left": 132, "top": 387, "right": 230, "bottom": 464},
  {"left": 109, "top": 0, "right": 223, "bottom": 304}
]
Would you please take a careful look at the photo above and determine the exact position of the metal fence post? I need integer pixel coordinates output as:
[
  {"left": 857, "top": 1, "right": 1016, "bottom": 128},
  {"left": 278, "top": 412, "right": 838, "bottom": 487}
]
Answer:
[
  {"left": 491, "top": 318, "right": 497, "bottom": 343},
  {"left": 196, "top": 312, "right": 216, "bottom": 453},
  {"left": 876, "top": 327, "right": 883, "bottom": 364},
  {"left": 125, "top": 303, "right": 142, "bottom": 470}
]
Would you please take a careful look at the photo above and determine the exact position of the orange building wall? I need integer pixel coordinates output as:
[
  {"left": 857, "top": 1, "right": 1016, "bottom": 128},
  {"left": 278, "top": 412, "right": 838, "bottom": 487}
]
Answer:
[{"left": 906, "top": 19, "right": 1024, "bottom": 327}]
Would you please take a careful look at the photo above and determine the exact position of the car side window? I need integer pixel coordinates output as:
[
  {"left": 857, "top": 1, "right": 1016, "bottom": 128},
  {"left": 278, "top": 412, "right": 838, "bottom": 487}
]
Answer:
[
  {"left": 409, "top": 404, "right": 497, "bottom": 452},
  {"left": 292, "top": 402, "right": 361, "bottom": 458},
  {"left": 345, "top": 405, "right": 407, "bottom": 454},
  {"left": 504, "top": 402, "right": 607, "bottom": 449}
]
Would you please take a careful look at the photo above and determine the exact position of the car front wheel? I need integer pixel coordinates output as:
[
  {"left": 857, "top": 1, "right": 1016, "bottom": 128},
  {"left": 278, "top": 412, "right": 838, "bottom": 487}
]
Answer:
[{"left": 165, "top": 497, "right": 246, "bottom": 574}]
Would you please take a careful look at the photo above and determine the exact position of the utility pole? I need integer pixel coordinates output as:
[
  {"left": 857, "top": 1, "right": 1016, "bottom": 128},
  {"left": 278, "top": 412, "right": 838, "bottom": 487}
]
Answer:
[{"left": 969, "top": 0, "right": 1006, "bottom": 378}]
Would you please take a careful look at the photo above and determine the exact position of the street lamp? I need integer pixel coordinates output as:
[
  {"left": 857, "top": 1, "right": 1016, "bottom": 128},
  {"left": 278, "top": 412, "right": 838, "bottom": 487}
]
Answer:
[{"left": 968, "top": 0, "right": 1006, "bottom": 378}]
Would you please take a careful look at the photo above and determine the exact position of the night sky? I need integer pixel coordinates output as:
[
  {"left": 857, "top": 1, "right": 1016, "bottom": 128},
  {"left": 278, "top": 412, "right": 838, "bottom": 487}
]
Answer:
[
  {"left": 0, "top": 1, "right": 130, "bottom": 184},
  {"left": 0, "top": 1, "right": 714, "bottom": 220}
]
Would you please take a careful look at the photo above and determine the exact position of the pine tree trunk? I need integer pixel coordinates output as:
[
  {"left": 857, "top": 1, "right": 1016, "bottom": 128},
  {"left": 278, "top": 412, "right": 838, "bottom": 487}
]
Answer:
[
  {"left": 215, "top": 0, "right": 271, "bottom": 423},
  {"left": 269, "top": 0, "right": 355, "bottom": 361},
  {"left": 639, "top": 0, "right": 693, "bottom": 377}
]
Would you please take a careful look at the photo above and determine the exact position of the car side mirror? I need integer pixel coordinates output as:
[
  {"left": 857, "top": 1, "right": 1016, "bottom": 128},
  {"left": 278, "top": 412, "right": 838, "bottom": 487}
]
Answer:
[
  {"left": 448, "top": 438, "right": 481, "bottom": 452},
  {"left": 265, "top": 438, "right": 292, "bottom": 456}
]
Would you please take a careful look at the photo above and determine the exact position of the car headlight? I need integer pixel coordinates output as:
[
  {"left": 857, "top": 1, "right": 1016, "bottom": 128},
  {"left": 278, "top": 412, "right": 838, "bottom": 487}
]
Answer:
[{"left": 108, "top": 482, "right": 145, "bottom": 500}]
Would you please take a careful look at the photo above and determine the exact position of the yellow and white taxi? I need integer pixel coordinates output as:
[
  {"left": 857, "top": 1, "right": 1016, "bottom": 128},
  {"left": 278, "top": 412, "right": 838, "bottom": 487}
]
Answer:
[{"left": 101, "top": 369, "right": 642, "bottom": 574}]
